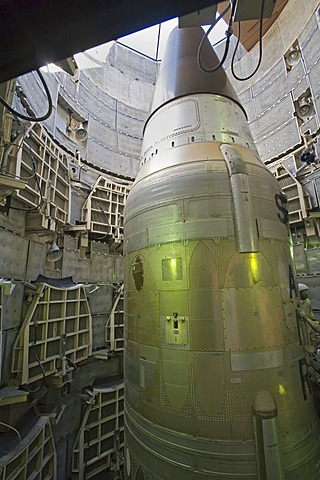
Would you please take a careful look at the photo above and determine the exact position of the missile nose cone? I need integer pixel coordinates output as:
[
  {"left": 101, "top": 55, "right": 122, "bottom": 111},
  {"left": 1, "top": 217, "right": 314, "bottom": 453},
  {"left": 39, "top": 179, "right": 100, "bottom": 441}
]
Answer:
[{"left": 150, "top": 26, "right": 241, "bottom": 113}]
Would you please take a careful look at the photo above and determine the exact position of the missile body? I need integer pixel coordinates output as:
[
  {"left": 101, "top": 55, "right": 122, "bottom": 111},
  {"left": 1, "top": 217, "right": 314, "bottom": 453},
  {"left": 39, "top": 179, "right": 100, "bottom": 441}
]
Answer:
[{"left": 123, "top": 27, "right": 320, "bottom": 479}]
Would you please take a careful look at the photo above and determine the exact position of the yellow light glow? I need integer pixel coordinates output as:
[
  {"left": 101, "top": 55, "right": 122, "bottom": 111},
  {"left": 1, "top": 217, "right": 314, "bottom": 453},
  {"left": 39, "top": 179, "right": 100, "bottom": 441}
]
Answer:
[
  {"left": 170, "top": 258, "right": 177, "bottom": 267},
  {"left": 249, "top": 253, "right": 259, "bottom": 277},
  {"left": 278, "top": 385, "right": 286, "bottom": 395}
]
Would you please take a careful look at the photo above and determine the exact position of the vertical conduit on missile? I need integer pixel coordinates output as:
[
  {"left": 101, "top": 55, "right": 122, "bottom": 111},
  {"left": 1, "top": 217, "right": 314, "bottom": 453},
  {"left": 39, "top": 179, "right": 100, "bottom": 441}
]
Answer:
[
  {"left": 253, "top": 390, "right": 284, "bottom": 480},
  {"left": 220, "top": 144, "right": 259, "bottom": 253}
]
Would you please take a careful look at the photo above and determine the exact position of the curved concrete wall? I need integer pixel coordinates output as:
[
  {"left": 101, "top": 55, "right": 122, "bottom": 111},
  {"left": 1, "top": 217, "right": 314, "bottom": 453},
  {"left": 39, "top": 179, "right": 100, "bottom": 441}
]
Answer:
[
  {"left": 14, "top": 42, "right": 157, "bottom": 178},
  {"left": 227, "top": 0, "right": 320, "bottom": 163}
]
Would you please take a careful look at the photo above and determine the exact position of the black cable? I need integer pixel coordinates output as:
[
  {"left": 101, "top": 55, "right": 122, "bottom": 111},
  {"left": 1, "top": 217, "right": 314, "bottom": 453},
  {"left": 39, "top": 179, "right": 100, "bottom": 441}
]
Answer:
[
  {"left": 0, "top": 69, "right": 53, "bottom": 122},
  {"left": 231, "top": 0, "right": 265, "bottom": 81},
  {"left": 197, "top": 3, "right": 231, "bottom": 73},
  {"left": 0, "top": 421, "right": 22, "bottom": 467},
  {"left": 23, "top": 349, "right": 46, "bottom": 394}
]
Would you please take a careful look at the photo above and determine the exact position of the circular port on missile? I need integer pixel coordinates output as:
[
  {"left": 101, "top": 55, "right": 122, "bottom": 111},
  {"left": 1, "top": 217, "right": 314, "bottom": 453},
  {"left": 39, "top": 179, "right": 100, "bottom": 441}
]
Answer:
[{"left": 132, "top": 255, "right": 144, "bottom": 291}]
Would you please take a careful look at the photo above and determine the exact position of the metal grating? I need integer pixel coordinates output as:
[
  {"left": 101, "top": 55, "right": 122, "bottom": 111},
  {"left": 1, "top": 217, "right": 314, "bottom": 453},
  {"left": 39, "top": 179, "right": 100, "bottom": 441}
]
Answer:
[
  {"left": 10, "top": 124, "right": 70, "bottom": 231},
  {"left": 11, "top": 284, "right": 92, "bottom": 385},
  {"left": 72, "top": 382, "right": 124, "bottom": 480},
  {"left": 0, "top": 417, "right": 56, "bottom": 480},
  {"left": 105, "top": 285, "right": 124, "bottom": 353},
  {"left": 82, "top": 176, "right": 130, "bottom": 244}
]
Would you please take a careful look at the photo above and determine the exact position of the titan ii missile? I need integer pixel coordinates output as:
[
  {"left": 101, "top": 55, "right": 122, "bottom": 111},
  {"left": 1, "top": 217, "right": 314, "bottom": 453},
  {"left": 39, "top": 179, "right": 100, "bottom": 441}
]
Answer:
[{"left": 123, "top": 26, "right": 320, "bottom": 480}]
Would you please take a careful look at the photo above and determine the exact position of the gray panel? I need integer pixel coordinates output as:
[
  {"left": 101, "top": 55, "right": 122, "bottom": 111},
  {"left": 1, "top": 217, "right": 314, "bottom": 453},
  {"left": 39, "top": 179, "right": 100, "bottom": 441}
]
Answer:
[
  {"left": 110, "top": 42, "right": 158, "bottom": 83},
  {"left": 0, "top": 209, "right": 25, "bottom": 237},
  {"left": 117, "top": 132, "right": 141, "bottom": 156},
  {"left": 79, "top": 85, "right": 116, "bottom": 127},
  {"left": 79, "top": 70, "right": 116, "bottom": 110},
  {"left": 238, "top": 87, "right": 252, "bottom": 104},
  {"left": 256, "top": 118, "right": 300, "bottom": 162},
  {"left": 230, "top": 349, "right": 284, "bottom": 371},
  {"left": 63, "top": 74, "right": 79, "bottom": 100},
  {"left": 293, "top": 243, "right": 307, "bottom": 274},
  {"left": 92, "top": 314, "right": 109, "bottom": 350},
  {"left": 292, "top": 78, "right": 309, "bottom": 101},
  {"left": 86, "top": 285, "right": 113, "bottom": 315},
  {"left": 306, "top": 248, "right": 320, "bottom": 274},
  {"left": 308, "top": 61, "right": 320, "bottom": 97},
  {"left": 86, "top": 140, "right": 138, "bottom": 177},
  {"left": 301, "top": 24, "right": 320, "bottom": 71},
  {"left": 62, "top": 247, "right": 124, "bottom": 283},
  {"left": 299, "top": 12, "right": 318, "bottom": 48},
  {"left": 117, "top": 100, "right": 148, "bottom": 122},
  {"left": 254, "top": 73, "right": 287, "bottom": 115},
  {"left": 88, "top": 116, "right": 118, "bottom": 149},
  {"left": 114, "top": 255, "right": 124, "bottom": 283},
  {"left": 2, "top": 283, "right": 24, "bottom": 330},
  {"left": 285, "top": 60, "right": 307, "bottom": 91},
  {"left": 0, "top": 229, "right": 28, "bottom": 279},
  {"left": 252, "top": 59, "right": 285, "bottom": 96},
  {"left": 17, "top": 71, "right": 52, "bottom": 121},
  {"left": 300, "top": 114, "right": 319, "bottom": 134},
  {"left": 242, "top": 99, "right": 255, "bottom": 120},
  {"left": 249, "top": 95, "right": 294, "bottom": 140},
  {"left": 117, "top": 110, "right": 144, "bottom": 138},
  {"left": 253, "top": 64, "right": 305, "bottom": 115},
  {"left": 314, "top": 94, "right": 320, "bottom": 122},
  {"left": 26, "top": 240, "right": 47, "bottom": 281}
]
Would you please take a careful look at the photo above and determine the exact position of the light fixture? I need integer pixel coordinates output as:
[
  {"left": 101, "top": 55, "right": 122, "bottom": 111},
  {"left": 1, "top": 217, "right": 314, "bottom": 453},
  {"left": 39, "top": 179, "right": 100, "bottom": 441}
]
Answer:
[
  {"left": 47, "top": 241, "right": 63, "bottom": 262},
  {"left": 297, "top": 96, "right": 314, "bottom": 120},
  {"left": 75, "top": 124, "right": 88, "bottom": 142},
  {"left": 285, "top": 46, "right": 301, "bottom": 68}
]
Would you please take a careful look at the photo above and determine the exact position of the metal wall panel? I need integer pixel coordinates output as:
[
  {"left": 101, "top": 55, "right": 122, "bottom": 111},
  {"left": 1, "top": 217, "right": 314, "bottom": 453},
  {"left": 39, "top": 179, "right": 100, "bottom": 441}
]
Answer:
[
  {"left": 301, "top": 22, "right": 320, "bottom": 71},
  {"left": 88, "top": 116, "right": 118, "bottom": 149},
  {"left": 2, "top": 283, "right": 24, "bottom": 330},
  {"left": 308, "top": 60, "right": 320, "bottom": 97},
  {"left": 256, "top": 117, "right": 301, "bottom": 162},
  {"left": 252, "top": 59, "right": 285, "bottom": 96},
  {"left": 249, "top": 95, "right": 294, "bottom": 140},
  {"left": 0, "top": 229, "right": 29, "bottom": 279},
  {"left": 78, "top": 84, "right": 116, "bottom": 128},
  {"left": 26, "top": 240, "right": 47, "bottom": 281},
  {"left": 299, "top": 11, "right": 318, "bottom": 48}
]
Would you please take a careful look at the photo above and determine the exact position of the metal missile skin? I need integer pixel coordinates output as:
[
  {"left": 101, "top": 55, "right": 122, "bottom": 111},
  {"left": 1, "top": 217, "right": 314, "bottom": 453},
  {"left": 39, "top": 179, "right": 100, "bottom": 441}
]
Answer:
[{"left": 123, "top": 26, "right": 320, "bottom": 480}]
